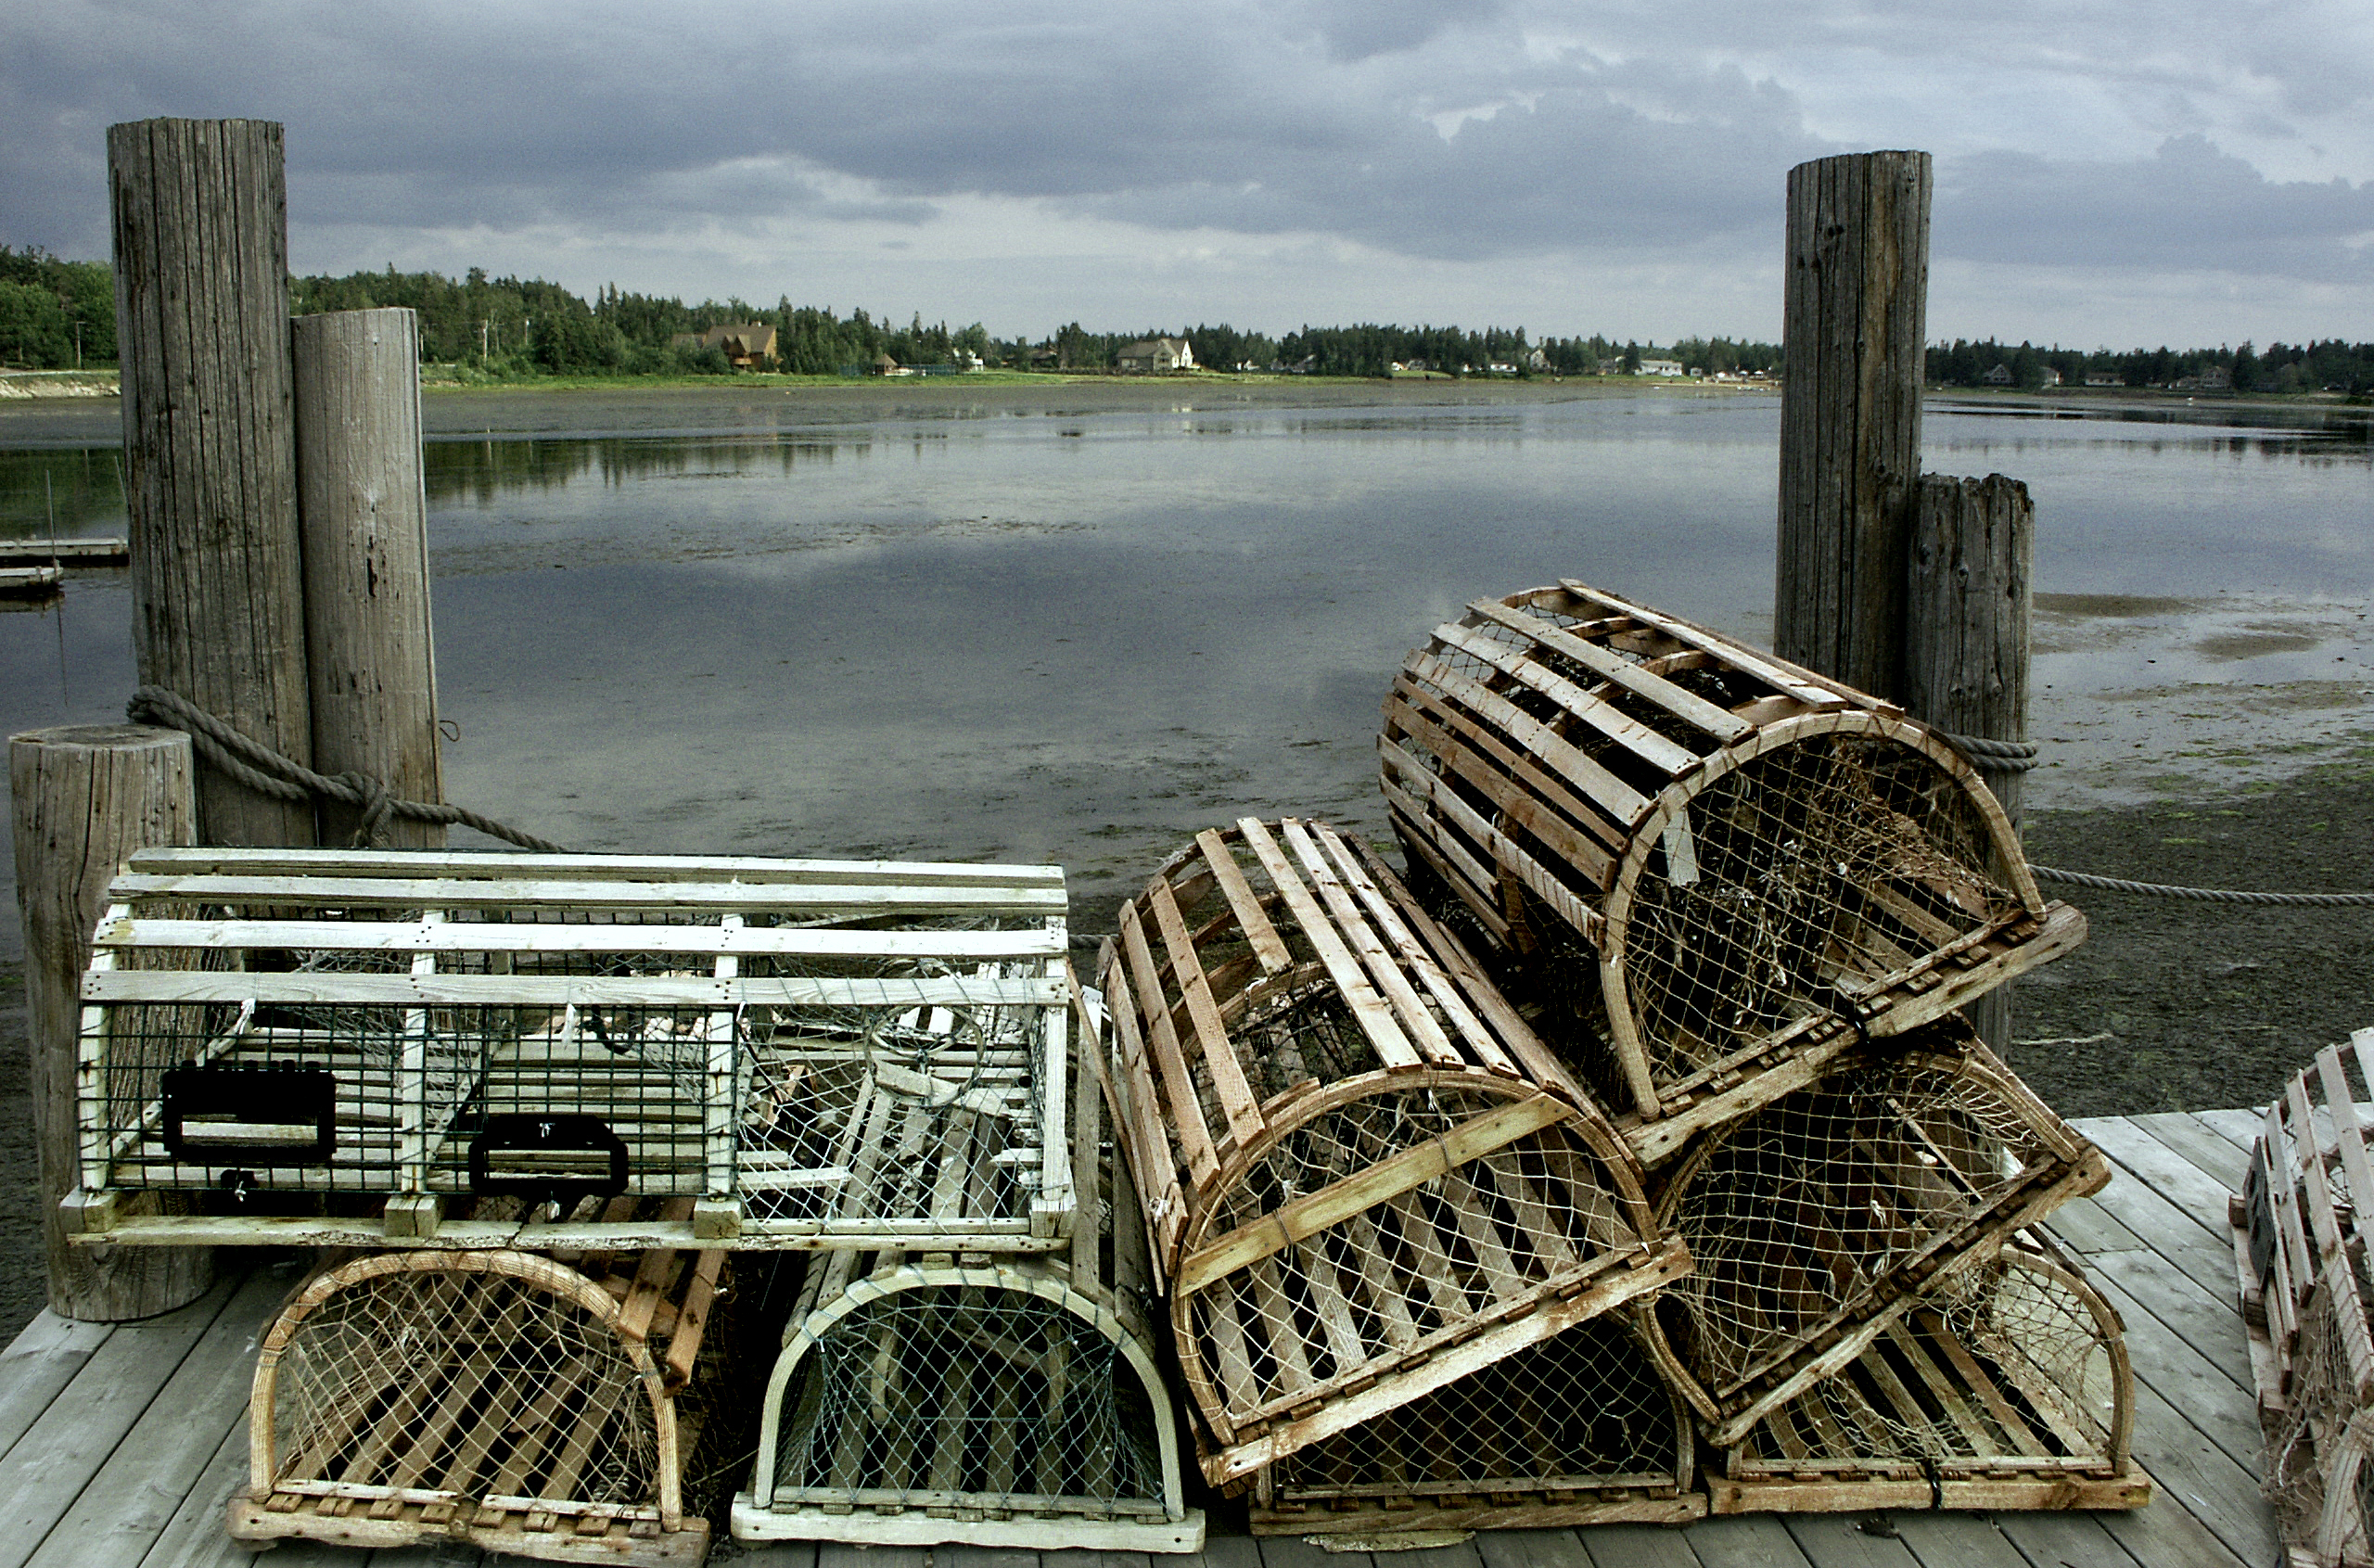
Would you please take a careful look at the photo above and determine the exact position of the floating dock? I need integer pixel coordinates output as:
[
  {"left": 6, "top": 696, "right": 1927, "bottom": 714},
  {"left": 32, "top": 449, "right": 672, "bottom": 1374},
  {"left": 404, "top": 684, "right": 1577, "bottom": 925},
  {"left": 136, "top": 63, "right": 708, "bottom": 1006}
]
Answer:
[
  {"left": 0, "top": 1108, "right": 2278, "bottom": 1567},
  {"left": 0, "top": 538, "right": 129, "bottom": 568}
]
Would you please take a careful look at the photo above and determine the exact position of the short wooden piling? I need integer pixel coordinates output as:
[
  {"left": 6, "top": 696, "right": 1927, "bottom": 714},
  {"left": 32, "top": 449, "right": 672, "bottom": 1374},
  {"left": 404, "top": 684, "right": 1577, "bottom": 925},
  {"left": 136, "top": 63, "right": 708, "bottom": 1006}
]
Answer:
[
  {"left": 292, "top": 308, "right": 444, "bottom": 846},
  {"left": 1907, "top": 472, "right": 2036, "bottom": 1049},
  {"left": 9, "top": 724, "right": 214, "bottom": 1319},
  {"left": 1773, "top": 150, "right": 1933, "bottom": 702},
  {"left": 109, "top": 118, "right": 313, "bottom": 848}
]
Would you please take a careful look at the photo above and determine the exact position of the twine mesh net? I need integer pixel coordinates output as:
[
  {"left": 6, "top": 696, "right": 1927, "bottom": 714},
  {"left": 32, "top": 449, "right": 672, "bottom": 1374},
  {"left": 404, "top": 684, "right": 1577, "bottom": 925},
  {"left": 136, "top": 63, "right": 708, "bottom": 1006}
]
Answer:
[
  {"left": 770, "top": 1282, "right": 1164, "bottom": 1517},
  {"left": 269, "top": 1263, "right": 658, "bottom": 1508},
  {"left": 1736, "top": 1252, "right": 2118, "bottom": 1473},
  {"left": 1270, "top": 1314, "right": 1683, "bottom": 1502},
  {"left": 2266, "top": 1276, "right": 2374, "bottom": 1563},
  {"left": 1656, "top": 1054, "right": 2052, "bottom": 1400},
  {"left": 1186, "top": 1081, "right": 1638, "bottom": 1418}
]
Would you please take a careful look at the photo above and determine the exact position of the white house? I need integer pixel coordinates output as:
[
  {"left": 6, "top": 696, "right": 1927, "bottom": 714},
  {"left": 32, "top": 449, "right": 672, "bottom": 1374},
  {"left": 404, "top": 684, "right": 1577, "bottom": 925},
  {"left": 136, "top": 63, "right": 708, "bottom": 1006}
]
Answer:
[
  {"left": 1637, "top": 359, "right": 1683, "bottom": 377},
  {"left": 1117, "top": 337, "right": 1196, "bottom": 373}
]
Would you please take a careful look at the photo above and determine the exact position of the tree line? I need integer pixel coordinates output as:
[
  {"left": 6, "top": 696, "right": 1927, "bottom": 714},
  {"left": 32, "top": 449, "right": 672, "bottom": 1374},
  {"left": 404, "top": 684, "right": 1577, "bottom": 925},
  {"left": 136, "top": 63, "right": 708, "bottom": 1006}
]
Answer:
[
  {"left": 6, "top": 247, "right": 2369, "bottom": 394},
  {"left": 1929, "top": 338, "right": 2374, "bottom": 394}
]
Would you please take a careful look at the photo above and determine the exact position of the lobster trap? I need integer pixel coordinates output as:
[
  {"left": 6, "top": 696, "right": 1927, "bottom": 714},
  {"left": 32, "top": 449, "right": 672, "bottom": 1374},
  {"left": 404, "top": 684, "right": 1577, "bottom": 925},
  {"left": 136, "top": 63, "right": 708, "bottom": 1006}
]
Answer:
[
  {"left": 1246, "top": 1309, "right": 1701, "bottom": 1535},
  {"left": 230, "top": 1232, "right": 734, "bottom": 1565},
  {"left": 1705, "top": 1238, "right": 2146, "bottom": 1513},
  {"left": 1639, "top": 1020, "right": 2108, "bottom": 1449},
  {"left": 1096, "top": 817, "right": 1686, "bottom": 1486},
  {"left": 2234, "top": 1029, "right": 2374, "bottom": 1568},
  {"left": 68, "top": 847, "right": 1074, "bottom": 1251},
  {"left": 734, "top": 1026, "right": 1203, "bottom": 1553},
  {"left": 1381, "top": 579, "right": 2086, "bottom": 1163}
]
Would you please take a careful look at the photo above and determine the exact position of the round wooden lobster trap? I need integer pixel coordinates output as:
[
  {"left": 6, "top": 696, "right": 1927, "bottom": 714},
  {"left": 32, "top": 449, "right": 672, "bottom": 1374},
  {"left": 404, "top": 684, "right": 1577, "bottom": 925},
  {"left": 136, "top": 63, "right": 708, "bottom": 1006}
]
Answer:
[
  {"left": 1250, "top": 1309, "right": 1700, "bottom": 1535},
  {"left": 1639, "top": 1020, "right": 2108, "bottom": 1449},
  {"left": 1095, "top": 817, "right": 1687, "bottom": 1486},
  {"left": 1381, "top": 579, "right": 2086, "bottom": 1163},
  {"left": 1708, "top": 1240, "right": 2146, "bottom": 1513},
  {"left": 232, "top": 1246, "right": 721, "bottom": 1564}
]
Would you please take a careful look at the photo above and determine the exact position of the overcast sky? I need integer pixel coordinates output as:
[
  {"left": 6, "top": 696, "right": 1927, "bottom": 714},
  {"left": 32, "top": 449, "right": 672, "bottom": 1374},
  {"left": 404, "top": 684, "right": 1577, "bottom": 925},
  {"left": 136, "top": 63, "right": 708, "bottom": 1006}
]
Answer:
[{"left": 6, "top": 1, "right": 2370, "bottom": 347}]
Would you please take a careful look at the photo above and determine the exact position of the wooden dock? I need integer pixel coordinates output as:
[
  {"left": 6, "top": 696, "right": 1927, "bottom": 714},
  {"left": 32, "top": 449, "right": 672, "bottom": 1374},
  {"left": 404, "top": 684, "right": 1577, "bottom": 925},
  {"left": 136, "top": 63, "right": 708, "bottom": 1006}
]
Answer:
[
  {"left": 0, "top": 539, "right": 128, "bottom": 569},
  {"left": 0, "top": 1109, "right": 2279, "bottom": 1568}
]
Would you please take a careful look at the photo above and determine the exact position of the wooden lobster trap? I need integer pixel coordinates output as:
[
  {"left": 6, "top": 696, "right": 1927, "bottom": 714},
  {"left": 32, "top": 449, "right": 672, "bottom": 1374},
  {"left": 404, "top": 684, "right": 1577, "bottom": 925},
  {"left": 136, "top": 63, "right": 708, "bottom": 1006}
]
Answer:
[
  {"left": 733, "top": 1023, "right": 1203, "bottom": 1553},
  {"left": 231, "top": 1226, "right": 734, "bottom": 1564},
  {"left": 1096, "top": 817, "right": 1687, "bottom": 1487},
  {"left": 2234, "top": 1029, "right": 2374, "bottom": 1567},
  {"left": 68, "top": 847, "right": 1074, "bottom": 1252},
  {"left": 1639, "top": 1018, "right": 2109, "bottom": 1450},
  {"left": 1381, "top": 579, "right": 2085, "bottom": 1164},
  {"left": 1705, "top": 1236, "right": 2147, "bottom": 1513},
  {"left": 1246, "top": 1309, "right": 1702, "bottom": 1536}
]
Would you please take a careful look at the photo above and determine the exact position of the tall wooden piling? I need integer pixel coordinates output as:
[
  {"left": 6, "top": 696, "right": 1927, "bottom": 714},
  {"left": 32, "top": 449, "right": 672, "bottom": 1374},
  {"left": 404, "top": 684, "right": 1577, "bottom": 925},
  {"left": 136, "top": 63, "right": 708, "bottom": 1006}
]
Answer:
[
  {"left": 109, "top": 117, "right": 314, "bottom": 848},
  {"left": 10, "top": 725, "right": 214, "bottom": 1319},
  {"left": 1907, "top": 473, "right": 2035, "bottom": 1050},
  {"left": 292, "top": 308, "right": 444, "bottom": 846},
  {"left": 1773, "top": 150, "right": 1933, "bottom": 702}
]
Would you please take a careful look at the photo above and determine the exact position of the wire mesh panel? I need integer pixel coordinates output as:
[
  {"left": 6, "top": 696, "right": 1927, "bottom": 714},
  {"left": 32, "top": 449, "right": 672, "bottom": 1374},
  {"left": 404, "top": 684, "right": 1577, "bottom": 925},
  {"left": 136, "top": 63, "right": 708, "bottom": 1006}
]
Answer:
[
  {"left": 1381, "top": 579, "right": 2087, "bottom": 1162},
  {"left": 231, "top": 1242, "right": 728, "bottom": 1565},
  {"left": 1095, "top": 817, "right": 1686, "bottom": 1487},
  {"left": 70, "top": 847, "right": 1071, "bottom": 1251},
  {"left": 2235, "top": 1030, "right": 2374, "bottom": 1567},
  {"left": 1249, "top": 1309, "right": 1701, "bottom": 1535},
  {"left": 1640, "top": 1020, "right": 2109, "bottom": 1449},
  {"left": 734, "top": 1032, "right": 1202, "bottom": 1553},
  {"left": 1708, "top": 1240, "right": 2147, "bottom": 1512}
]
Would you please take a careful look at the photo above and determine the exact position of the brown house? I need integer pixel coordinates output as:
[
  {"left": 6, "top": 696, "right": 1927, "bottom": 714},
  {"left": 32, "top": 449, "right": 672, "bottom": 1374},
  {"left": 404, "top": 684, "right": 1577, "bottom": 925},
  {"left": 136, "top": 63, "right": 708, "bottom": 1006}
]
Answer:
[{"left": 670, "top": 322, "right": 780, "bottom": 368}]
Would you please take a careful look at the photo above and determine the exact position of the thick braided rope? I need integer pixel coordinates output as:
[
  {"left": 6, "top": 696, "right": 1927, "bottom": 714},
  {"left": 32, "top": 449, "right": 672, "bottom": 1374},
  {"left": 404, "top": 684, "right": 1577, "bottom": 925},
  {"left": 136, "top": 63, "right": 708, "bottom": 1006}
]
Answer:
[
  {"left": 1940, "top": 731, "right": 2040, "bottom": 772},
  {"left": 2031, "top": 865, "right": 2374, "bottom": 907},
  {"left": 127, "top": 686, "right": 569, "bottom": 854}
]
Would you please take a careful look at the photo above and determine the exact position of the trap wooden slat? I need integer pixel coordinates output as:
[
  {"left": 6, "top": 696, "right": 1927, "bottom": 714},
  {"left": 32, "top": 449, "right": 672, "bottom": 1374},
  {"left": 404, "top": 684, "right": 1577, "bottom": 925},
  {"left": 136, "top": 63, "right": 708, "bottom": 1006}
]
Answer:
[
  {"left": 1381, "top": 579, "right": 2087, "bottom": 1162},
  {"left": 1096, "top": 818, "right": 1685, "bottom": 1489},
  {"left": 70, "top": 847, "right": 1074, "bottom": 1253}
]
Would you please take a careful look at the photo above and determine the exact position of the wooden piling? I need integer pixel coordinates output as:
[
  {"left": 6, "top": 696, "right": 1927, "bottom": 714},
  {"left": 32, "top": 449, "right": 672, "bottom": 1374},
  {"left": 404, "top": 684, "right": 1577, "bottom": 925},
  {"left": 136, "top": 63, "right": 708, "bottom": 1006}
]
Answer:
[
  {"left": 9, "top": 725, "right": 213, "bottom": 1319},
  {"left": 109, "top": 118, "right": 314, "bottom": 848},
  {"left": 1907, "top": 472, "right": 2036, "bottom": 1050},
  {"left": 1773, "top": 150, "right": 1933, "bottom": 701},
  {"left": 292, "top": 308, "right": 444, "bottom": 846}
]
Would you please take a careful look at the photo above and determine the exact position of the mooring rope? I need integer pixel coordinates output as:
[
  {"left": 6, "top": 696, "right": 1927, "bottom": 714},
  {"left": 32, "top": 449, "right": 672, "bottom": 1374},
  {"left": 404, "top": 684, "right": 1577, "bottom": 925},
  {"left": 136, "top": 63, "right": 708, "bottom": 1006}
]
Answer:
[
  {"left": 1939, "top": 731, "right": 2041, "bottom": 772},
  {"left": 127, "top": 685, "right": 569, "bottom": 853}
]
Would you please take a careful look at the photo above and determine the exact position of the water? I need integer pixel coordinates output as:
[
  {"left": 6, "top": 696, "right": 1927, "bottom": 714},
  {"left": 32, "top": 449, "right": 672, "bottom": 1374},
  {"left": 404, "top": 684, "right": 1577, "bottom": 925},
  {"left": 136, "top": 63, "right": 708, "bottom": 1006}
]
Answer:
[{"left": 4, "top": 385, "right": 2370, "bottom": 946}]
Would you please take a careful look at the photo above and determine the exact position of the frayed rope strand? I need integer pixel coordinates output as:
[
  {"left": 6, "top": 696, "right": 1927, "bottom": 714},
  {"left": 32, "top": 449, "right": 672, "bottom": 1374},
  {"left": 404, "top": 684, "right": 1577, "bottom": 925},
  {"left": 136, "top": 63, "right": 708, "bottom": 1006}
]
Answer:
[{"left": 126, "top": 685, "right": 569, "bottom": 854}]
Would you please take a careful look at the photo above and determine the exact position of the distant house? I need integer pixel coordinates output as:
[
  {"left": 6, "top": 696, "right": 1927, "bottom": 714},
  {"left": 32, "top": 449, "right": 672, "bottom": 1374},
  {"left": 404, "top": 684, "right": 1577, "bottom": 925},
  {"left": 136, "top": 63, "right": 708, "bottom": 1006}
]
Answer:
[
  {"left": 1116, "top": 337, "right": 1196, "bottom": 373},
  {"left": 2171, "top": 364, "right": 2232, "bottom": 392},
  {"left": 872, "top": 352, "right": 911, "bottom": 377},
  {"left": 1980, "top": 364, "right": 2015, "bottom": 386},
  {"left": 670, "top": 323, "right": 780, "bottom": 368},
  {"left": 2085, "top": 373, "right": 2122, "bottom": 388},
  {"left": 1637, "top": 359, "right": 1683, "bottom": 377},
  {"left": 2038, "top": 366, "right": 2061, "bottom": 388}
]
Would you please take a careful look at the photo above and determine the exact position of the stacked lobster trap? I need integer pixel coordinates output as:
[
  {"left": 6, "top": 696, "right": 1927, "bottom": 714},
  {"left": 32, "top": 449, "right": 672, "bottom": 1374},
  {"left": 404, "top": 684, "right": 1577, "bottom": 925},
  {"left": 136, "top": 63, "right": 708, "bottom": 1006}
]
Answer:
[
  {"left": 1095, "top": 815, "right": 1700, "bottom": 1531},
  {"left": 1350, "top": 580, "right": 2146, "bottom": 1527},
  {"left": 62, "top": 846, "right": 1203, "bottom": 1563},
  {"left": 2234, "top": 1027, "right": 2374, "bottom": 1568}
]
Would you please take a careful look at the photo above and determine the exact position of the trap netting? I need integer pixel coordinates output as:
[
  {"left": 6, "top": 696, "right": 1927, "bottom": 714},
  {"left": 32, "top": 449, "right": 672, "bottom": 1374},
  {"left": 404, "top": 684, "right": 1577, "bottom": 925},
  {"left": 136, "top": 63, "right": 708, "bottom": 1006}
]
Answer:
[
  {"left": 1251, "top": 1310, "right": 1700, "bottom": 1535},
  {"left": 75, "top": 848, "right": 1069, "bottom": 1247},
  {"left": 1713, "top": 1243, "right": 2146, "bottom": 1512},
  {"left": 1382, "top": 579, "right": 2082, "bottom": 1156},
  {"left": 2266, "top": 1278, "right": 2374, "bottom": 1565},
  {"left": 234, "top": 1247, "right": 718, "bottom": 1562},
  {"left": 1095, "top": 818, "right": 1683, "bottom": 1486},
  {"left": 1643, "top": 1023, "right": 2108, "bottom": 1448}
]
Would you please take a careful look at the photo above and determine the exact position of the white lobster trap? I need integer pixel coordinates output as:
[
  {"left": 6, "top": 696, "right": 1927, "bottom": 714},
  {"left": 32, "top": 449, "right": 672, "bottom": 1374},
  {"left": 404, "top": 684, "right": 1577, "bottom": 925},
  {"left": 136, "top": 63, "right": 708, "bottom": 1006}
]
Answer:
[
  {"left": 733, "top": 1017, "right": 1203, "bottom": 1553},
  {"left": 69, "top": 847, "right": 1073, "bottom": 1252},
  {"left": 1382, "top": 579, "right": 2086, "bottom": 1164},
  {"left": 231, "top": 1233, "right": 735, "bottom": 1565},
  {"left": 1639, "top": 1019, "right": 2109, "bottom": 1450},
  {"left": 1246, "top": 1309, "right": 1702, "bottom": 1536},
  {"left": 1096, "top": 817, "right": 1687, "bottom": 1488},
  {"left": 1706, "top": 1238, "right": 2146, "bottom": 1513}
]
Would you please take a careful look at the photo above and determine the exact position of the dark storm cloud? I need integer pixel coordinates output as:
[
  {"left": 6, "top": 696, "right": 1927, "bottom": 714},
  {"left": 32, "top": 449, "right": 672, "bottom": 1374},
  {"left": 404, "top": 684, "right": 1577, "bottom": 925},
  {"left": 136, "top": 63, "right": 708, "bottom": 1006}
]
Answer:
[
  {"left": 1939, "top": 136, "right": 2374, "bottom": 282},
  {"left": 1, "top": 0, "right": 2366, "bottom": 300}
]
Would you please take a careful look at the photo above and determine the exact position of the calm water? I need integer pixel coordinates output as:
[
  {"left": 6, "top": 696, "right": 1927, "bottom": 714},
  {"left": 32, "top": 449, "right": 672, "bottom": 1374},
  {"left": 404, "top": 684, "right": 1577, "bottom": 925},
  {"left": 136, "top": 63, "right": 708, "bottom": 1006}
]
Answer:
[{"left": 4, "top": 385, "right": 2370, "bottom": 944}]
